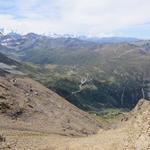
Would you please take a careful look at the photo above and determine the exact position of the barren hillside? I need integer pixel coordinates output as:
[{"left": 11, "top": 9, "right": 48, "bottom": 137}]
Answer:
[
  {"left": 0, "top": 99, "right": 149, "bottom": 150},
  {"left": 0, "top": 76, "right": 99, "bottom": 137}
]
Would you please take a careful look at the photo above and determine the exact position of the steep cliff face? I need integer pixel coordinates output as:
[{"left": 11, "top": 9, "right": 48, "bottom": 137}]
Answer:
[{"left": 0, "top": 76, "right": 99, "bottom": 136}]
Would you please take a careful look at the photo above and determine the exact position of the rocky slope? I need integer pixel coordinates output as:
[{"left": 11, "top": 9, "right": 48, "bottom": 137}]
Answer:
[
  {"left": 0, "top": 76, "right": 99, "bottom": 137},
  {"left": 122, "top": 99, "right": 150, "bottom": 149},
  {"left": 0, "top": 99, "right": 149, "bottom": 150}
]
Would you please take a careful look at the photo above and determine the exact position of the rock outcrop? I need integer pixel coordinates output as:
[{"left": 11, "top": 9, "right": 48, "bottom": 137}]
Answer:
[{"left": 123, "top": 99, "right": 150, "bottom": 149}]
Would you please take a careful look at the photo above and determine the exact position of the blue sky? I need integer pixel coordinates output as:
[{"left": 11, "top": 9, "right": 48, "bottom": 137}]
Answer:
[{"left": 0, "top": 0, "right": 150, "bottom": 38}]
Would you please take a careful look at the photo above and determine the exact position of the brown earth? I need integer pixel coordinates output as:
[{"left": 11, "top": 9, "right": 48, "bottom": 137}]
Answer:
[
  {"left": 0, "top": 76, "right": 99, "bottom": 137},
  {"left": 0, "top": 76, "right": 150, "bottom": 150},
  {"left": 0, "top": 98, "right": 150, "bottom": 150}
]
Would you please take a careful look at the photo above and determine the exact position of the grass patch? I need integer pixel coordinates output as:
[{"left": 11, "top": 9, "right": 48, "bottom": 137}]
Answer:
[{"left": 89, "top": 108, "right": 128, "bottom": 128}]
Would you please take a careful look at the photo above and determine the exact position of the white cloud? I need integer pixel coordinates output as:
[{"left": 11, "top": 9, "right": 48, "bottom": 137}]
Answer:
[{"left": 0, "top": 0, "right": 150, "bottom": 36}]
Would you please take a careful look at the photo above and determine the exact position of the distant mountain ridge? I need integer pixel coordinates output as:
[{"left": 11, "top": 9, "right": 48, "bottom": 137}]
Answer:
[
  {"left": 0, "top": 32, "right": 140, "bottom": 51},
  {"left": 0, "top": 32, "right": 149, "bottom": 65},
  {"left": 0, "top": 32, "right": 150, "bottom": 111},
  {"left": 78, "top": 36, "right": 139, "bottom": 44}
]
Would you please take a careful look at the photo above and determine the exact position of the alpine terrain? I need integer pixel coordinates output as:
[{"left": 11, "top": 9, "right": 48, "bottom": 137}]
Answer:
[{"left": 0, "top": 33, "right": 150, "bottom": 150}]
